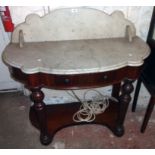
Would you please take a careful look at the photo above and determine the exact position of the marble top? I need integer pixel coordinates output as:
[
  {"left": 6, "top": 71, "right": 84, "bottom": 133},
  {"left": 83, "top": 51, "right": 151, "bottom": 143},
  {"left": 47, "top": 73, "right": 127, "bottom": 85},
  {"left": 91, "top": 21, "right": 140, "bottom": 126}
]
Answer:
[
  {"left": 3, "top": 37, "right": 150, "bottom": 74},
  {"left": 2, "top": 8, "right": 150, "bottom": 74}
]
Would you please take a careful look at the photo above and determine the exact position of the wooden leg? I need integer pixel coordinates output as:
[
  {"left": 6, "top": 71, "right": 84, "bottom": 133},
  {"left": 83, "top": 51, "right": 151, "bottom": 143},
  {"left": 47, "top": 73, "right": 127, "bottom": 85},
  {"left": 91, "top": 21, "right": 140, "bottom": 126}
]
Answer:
[
  {"left": 132, "top": 78, "right": 142, "bottom": 112},
  {"left": 141, "top": 96, "right": 155, "bottom": 133},
  {"left": 115, "top": 79, "right": 134, "bottom": 136},
  {"left": 30, "top": 87, "right": 52, "bottom": 145},
  {"left": 112, "top": 83, "right": 121, "bottom": 99}
]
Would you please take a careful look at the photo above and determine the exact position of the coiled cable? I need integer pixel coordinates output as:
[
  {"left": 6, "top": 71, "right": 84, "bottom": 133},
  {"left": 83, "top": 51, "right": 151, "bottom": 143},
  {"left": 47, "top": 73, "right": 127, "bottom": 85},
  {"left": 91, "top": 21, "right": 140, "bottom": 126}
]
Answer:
[{"left": 67, "top": 89, "right": 118, "bottom": 122}]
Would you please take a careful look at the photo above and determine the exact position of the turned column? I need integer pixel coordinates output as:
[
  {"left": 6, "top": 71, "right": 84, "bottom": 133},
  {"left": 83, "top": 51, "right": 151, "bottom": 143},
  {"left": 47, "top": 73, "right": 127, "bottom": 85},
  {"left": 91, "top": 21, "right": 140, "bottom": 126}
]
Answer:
[
  {"left": 30, "top": 87, "right": 52, "bottom": 145},
  {"left": 112, "top": 83, "right": 121, "bottom": 99},
  {"left": 115, "top": 79, "right": 134, "bottom": 136}
]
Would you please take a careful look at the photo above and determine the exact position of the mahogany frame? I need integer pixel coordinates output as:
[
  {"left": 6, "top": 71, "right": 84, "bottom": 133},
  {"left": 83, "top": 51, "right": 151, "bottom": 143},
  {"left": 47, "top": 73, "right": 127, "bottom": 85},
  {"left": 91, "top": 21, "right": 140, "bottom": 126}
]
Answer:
[{"left": 9, "top": 66, "right": 142, "bottom": 145}]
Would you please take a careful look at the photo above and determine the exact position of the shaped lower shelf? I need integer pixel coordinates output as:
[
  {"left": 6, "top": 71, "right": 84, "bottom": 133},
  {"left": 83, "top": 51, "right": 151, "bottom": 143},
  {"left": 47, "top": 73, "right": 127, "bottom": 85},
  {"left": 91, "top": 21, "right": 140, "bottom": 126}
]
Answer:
[{"left": 29, "top": 100, "right": 125, "bottom": 141}]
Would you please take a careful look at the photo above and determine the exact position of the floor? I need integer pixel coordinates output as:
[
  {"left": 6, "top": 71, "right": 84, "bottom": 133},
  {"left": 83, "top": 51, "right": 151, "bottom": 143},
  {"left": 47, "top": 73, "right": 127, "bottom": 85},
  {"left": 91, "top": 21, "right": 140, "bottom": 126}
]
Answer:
[{"left": 0, "top": 92, "right": 155, "bottom": 149}]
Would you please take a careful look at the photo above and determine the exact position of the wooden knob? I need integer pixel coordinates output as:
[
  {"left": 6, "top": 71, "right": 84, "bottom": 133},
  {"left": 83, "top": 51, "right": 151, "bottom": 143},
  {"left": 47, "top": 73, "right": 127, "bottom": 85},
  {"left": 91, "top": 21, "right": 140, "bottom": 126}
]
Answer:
[
  {"left": 64, "top": 78, "right": 70, "bottom": 84},
  {"left": 103, "top": 75, "right": 108, "bottom": 80}
]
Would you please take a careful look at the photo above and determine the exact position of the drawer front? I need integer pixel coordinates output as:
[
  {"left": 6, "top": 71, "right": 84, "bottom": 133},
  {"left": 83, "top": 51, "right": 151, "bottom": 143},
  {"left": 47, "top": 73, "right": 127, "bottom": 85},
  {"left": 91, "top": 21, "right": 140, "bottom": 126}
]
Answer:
[
  {"left": 10, "top": 66, "right": 141, "bottom": 89},
  {"left": 49, "top": 67, "right": 141, "bottom": 89},
  {"left": 55, "top": 76, "right": 72, "bottom": 86},
  {"left": 53, "top": 71, "right": 115, "bottom": 89}
]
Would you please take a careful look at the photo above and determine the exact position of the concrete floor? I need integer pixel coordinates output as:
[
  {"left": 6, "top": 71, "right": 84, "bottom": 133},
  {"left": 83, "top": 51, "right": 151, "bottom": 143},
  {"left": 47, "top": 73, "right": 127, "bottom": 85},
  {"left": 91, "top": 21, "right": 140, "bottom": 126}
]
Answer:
[{"left": 0, "top": 92, "right": 155, "bottom": 149}]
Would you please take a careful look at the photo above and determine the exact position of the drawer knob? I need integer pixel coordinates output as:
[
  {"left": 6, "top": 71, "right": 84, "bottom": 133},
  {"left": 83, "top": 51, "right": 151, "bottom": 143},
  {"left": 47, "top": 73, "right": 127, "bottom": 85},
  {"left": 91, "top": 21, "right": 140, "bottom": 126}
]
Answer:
[
  {"left": 64, "top": 78, "right": 70, "bottom": 84},
  {"left": 103, "top": 75, "right": 108, "bottom": 80}
]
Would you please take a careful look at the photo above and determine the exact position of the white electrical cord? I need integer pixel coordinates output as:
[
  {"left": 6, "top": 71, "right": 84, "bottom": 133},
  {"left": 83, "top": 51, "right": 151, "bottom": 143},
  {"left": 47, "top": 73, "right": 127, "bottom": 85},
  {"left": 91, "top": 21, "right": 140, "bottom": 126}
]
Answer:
[{"left": 68, "top": 89, "right": 118, "bottom": 123}]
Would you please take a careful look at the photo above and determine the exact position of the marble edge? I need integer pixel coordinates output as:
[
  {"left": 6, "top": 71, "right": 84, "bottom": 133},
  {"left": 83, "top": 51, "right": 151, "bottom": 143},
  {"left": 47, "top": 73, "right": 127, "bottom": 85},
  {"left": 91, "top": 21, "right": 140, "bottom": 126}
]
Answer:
[
  {"left": 3, "top": 56, "right": 149, "bottom": 75},
  {"left": 3, "top": 38, "right": 150, "bottom": 75}
]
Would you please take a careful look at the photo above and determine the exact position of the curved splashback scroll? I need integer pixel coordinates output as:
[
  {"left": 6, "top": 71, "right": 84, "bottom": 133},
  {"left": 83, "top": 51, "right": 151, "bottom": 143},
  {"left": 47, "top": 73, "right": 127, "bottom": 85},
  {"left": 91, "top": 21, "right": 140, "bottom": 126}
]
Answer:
[{"left": 12, "top": 7, "right": 136, "bottom": 43}]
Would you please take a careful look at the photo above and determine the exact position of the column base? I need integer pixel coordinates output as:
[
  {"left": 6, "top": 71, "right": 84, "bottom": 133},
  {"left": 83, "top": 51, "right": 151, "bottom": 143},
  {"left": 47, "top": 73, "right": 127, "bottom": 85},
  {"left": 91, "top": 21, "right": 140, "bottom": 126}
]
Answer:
[
  {"left": 114, "top": 125, "right": 124, "bottom": 137},
  {"left": 40, "top": 134, "right": 52, "bottom": 145}
]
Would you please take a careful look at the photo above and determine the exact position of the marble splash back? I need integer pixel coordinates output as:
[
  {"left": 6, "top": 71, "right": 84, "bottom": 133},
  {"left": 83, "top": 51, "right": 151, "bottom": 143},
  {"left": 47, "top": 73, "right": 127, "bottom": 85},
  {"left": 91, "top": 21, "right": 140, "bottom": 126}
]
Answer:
[{"left": 10, "top": 6, "right": 153, "bottom": 41}]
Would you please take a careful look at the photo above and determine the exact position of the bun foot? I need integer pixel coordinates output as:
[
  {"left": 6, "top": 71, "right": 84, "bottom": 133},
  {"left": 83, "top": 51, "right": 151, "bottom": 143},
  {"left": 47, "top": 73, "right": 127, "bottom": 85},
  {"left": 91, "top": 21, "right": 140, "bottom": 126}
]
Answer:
[
  {"left": 40, "top": 134, "right": 52, "bottom": 145},
  {"left": 114, "top": 125, "right": 124, "bottom": 137}
]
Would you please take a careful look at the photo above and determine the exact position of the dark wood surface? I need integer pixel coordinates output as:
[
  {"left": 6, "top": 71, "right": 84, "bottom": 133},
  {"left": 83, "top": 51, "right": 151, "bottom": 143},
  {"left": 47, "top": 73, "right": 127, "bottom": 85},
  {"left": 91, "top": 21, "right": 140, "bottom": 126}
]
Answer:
[
  {"left": 29, "top": 100, "right": 119, "bottom": 139},
  {"left": 142, "top": 6, "right": 155, "bottom": 88},
  {"left": 10, "top": 66, "right": 141, "bottom": 89},
  {"left": 132, "top": 7, "right": 155, "bottom": 133},
  {"left": 10, "top": 66, "right": 141, "bottom": 145}
]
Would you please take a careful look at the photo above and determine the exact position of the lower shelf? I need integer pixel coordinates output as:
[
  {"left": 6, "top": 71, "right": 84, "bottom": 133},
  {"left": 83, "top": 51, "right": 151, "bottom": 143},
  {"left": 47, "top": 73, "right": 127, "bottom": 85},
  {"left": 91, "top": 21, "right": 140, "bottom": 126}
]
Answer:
[{"left": 29, "top": 100, "right": 125, "bottom": 142}]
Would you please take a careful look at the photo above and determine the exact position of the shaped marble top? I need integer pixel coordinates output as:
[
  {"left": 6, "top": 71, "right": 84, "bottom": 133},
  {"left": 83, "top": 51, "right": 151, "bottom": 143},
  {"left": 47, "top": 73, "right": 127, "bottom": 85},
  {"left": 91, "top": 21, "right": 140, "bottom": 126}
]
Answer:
[
  {"left": 2, "top": 8, "right": 150, "bottom": 75},
  {"left": 3, "top": 37, "right": 150, "bottom": 74}
]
